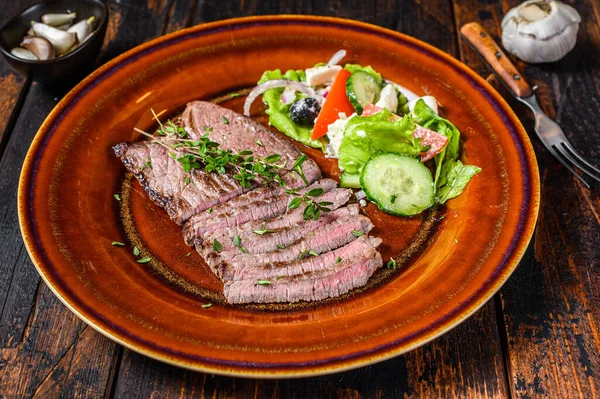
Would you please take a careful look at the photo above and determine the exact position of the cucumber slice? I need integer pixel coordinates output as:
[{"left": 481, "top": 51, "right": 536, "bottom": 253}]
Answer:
[
  {"left": 340, "top": 172, "right": 361, "bottom": 188},
  {"left": 346, "top": 71, "right": 382, "bottom": 114},
  {"left": 360, "top": 153, "right": 434, "bottom": 216}
]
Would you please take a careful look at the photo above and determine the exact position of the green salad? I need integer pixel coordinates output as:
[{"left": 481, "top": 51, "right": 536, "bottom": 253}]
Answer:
[{"left": 243, "top": 50, "right": 481, "bottom": 216}]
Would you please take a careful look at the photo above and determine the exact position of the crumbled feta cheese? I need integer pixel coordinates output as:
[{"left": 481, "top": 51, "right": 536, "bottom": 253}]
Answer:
[
  {"left": 324, "top": 112, "right": 356, "bottom": 158},
  {"left": 305, "top": 65, "right": 342, "bottom": 86},
  {"left": 375, "top": 84, "right": 398, "bottom": 112},
  {"left": 359, "top": 199, "right": 367, "bottom": 207},
  {"left": 408, "top": 95, "right": 439, "bottom": 114}
]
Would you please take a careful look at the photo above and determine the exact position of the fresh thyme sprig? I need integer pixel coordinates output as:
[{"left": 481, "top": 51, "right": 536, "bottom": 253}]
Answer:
[
  {"left": 133, "top": 114, "right": 308, "bottom": 190},
  {"left": 286, "top": 187, "right": 333, "bottom": 220}
]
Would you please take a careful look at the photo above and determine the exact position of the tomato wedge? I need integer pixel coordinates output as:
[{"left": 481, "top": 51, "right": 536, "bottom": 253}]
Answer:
[
  {"left": 310, "top": 69, "right": 355, "bottom": 140},
  {"left": 413, "top": 126, "right": 448, "bottom": 162},
  {"left": 360, "top": 104, "right": 383, "bottom": 116}
]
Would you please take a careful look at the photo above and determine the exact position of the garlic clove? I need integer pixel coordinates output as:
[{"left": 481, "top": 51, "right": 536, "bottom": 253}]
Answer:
[
  {"left": 501, "top": 0, "right": 580, "bottom": 63},
  {"left": 67, "top": 17, "right": 95, "bottom": 42},
  {"left": 41, "top": 12, "right": 77, "bottom": 27},
  {"left": 31, "top": 22, "right": 78, "bottom": 56},
  {"left": 10, "top": 47, "right": 39, "bottom": 60},
  {"left": 55, "top": 22, "right": 73, "bottom": 31},
  {"left": 20, "top": 36, "right": 55, "bottom": 60}
]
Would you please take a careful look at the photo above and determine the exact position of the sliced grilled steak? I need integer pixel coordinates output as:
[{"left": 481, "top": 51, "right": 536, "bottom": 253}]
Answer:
[
  {"left": 201, "top": 203, "right": 358, "bottom": 279},
  {"left": 182, "top": 179, "right": 337, "bottom": 246},
  {"left": 114, "top": 141, "right": 250, "bottom": 224},
  {"left": 223, "top": 237, "right": 383, "bottom": 303},
  {"left": 222, "top": 211, "right": 373, "bottom": 282},
  {"left": 201, "top": 187, "right": 352, "bottom": 248},
  {"left": 201, "top": 188, "right": 353, "bottom": 255},
  {"left": 182, "top": 101, "right": 319, "bottom": 181},
  {"left": 114, "top": 102, "right": 320, "bottom": 224}
]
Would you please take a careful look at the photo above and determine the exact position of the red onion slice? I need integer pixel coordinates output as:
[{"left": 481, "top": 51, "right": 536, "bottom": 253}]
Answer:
[
  {"left": 243, "top": 79, "right": 322, "bottom": 116},
  {"left": 326, "top": 49, "right": 347, "bottom": 67}
]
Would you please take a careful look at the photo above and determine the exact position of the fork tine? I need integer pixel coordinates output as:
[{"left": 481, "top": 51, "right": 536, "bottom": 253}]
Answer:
[
  {"left": 548, "top": 145, "right": 591, "bottom": 188},
  {"left": 560, "top": 142, "right": 600, "bottom": 182}
]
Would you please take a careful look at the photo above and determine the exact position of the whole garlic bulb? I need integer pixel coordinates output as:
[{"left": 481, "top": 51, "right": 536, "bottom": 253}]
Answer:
[{"left": 501, "top": 0, "right": 581, "bottom": 63}]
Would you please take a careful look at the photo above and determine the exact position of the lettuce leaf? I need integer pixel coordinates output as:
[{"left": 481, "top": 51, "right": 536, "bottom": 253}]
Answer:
[
  {"left": 436, "top": 160, "right": 482, "bottom": 203},
  {"left": 412, "top": 99, "right": 481, "bottom": 204},
  {"left": 257, "top": 69, "right": 324, "bottom": 149},
  {"left": 337, "top": 109, "right": 422, "bottom": 175}
]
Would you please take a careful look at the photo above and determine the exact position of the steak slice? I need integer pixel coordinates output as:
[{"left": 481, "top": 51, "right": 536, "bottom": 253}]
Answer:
[
  {"left": 182, "top": 101, "right": 320, "bottom": 183},
  {"left": 201, "top": 202, "right": 357, "bottom": 280},
  {"left": 182, "top": 179, "right": 337, "bottom": 246},
  {"left": 114, "top": 103, "right": 321, "bottom": 224},
  {"left": 223, "top": 237, "right": 383, "bottom": 304},
  {"left": 222, "top": 211, "right": 373, "bottom": 282},
  {"left": 114, "top": 141, "right": 248, "bottom": 224},
  {"left": 201, "top": 186, "right": 352, "bottom": 249},
  {"left": 200, "top": 188, "right": 353, "bottom": 255}
]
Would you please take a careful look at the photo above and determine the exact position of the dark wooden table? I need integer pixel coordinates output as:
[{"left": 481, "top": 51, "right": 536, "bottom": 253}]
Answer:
[{"left": 1, "top": 0, "right": 599, "bottom": 397}]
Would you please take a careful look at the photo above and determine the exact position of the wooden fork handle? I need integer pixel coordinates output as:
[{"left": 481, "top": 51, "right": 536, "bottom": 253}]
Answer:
[{"left": 460, "top": 22, "right": 533, "bottom": 98}]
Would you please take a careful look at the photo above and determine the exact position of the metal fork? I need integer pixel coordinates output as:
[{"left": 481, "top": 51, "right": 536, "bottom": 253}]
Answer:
[
  {"left": 460, "top": 22, "right": 599, "bottom": 188},
  {"left": 516, "top": 95, "right": 600, "bottom": 187}
]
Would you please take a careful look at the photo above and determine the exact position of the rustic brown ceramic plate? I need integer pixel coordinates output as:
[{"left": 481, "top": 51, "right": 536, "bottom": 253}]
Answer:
[{"left": 18, "top": 16, "right": 539, "bottom": 377}]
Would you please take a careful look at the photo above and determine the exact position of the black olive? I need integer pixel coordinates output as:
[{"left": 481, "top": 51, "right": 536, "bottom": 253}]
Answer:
[{"left": 290, "top": 98, "right": 321, "bottom": 127}]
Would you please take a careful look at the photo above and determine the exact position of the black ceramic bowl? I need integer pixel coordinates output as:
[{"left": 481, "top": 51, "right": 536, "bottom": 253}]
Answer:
[{"left": 0, "top": 0, "right": 108, "bottom": 84}]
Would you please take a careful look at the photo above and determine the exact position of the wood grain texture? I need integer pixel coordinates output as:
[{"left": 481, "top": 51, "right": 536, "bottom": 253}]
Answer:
[
  {"left": 460, "top": 22, "right": 533, "bottom": 97},
  {"left": 454, "top": 0, "right": 600, "bottom": 398},
  {"left": 0, "top": 0, "right": 37, "bottom": 157},
  {"left": 0, "top": 0, "right": 181, "bottom": 397}
]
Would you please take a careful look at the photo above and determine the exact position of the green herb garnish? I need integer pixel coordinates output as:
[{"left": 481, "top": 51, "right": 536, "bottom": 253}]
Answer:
[
  {"left": 206, "top": 208, "right": 212, "bottom": 214},
  {"left": 113, "top": 194, "right": 121, "bottom": 201},
  {"left": 351, "top": 230, "right": 364, "bottom": 237},
  {"left": 186, "top": 252, "right": 191, "bottom": 257},
  {"left": 222, "top": 115, "right": 229, "bottom": 124},
  {"left": 185, "top": 176, "right": 190, "bottom": 185},
  {"left": 336, "top": 256, "right": 341, "bottom": 264},
  {"left": 230, "top": 92, "right": 240, "bottom": 98},
  {"left": 201, "top": 303, "right": 212, "bottom": 308},
  {"left": 253, "top": 225, "right": 275, "bottom": 235},
  {"left": 257, "top": 279, "right": 272, "bottom": 285},
  {"left": 308, "top": 250, "right": 318, "bottom": 257},
  {"left": 133, "top": 246, "right": 140, "bottom": 256},
  {"left": 256, "top": 140, "right": 264, "bottom": 147},
  {"left": 277, "top": 244, "right": 285, "bottom": 250},
  {"left": 112, "top": 241, "right": 125, "bottom": 246},
  {"left": 137, "top": 257, "right": 152, "bottom": 263},
  {"left": 387, "top": 258, "right": 397, "bottom": 270},
  {"left": 233, "top": 236, "right": 248, "bottom": 253},
  {"left": 134, "top": 117, "right": 307, "bottom": 190},
  {"left": 213, "top": 239, "right": 222, "bottom": 253},
  {"left": 287, "top": 186, "right": 332, "bottom": 221}
]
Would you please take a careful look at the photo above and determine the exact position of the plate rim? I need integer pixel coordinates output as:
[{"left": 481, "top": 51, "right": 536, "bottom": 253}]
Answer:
[{"left": 18, "top": 14, "right": 540, "bottom": 378}]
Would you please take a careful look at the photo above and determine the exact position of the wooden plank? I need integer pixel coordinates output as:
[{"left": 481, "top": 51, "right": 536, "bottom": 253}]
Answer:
[
  {"left": 0, "top": 82, "right": 58, "bottom": 349},
  {"left": 453, "top": 0, "right": 600, "bottom": 397},
  {"left": 113, "top": 1, "right": 509, "bottom": 398},
  {"left": 0, "top": 0, "right": 177, "bottom": 397},
  {"left": 0, "top": 0, "right": 39, "bottom": 157},
  {"left": 0, "top": 284, "right": 120, "bottom": 398}
]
